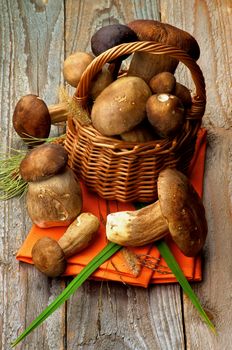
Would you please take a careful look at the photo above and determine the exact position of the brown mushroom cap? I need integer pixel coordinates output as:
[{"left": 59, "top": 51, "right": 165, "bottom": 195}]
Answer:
[
  {"left": 20, "top": 143, "right": 68, "bottom": 182},
  {"left": 128, "top": 20, "right": 200, "bottom": 61},
  {"left": 32, "top": 237, "right": 66, "bottom": 277},
  {"left": 158, "top": 168, "right": 207, "bottom": 256},
  {"left": 149, "top": 72, "right": 176, "bottom": 94},
  {"left": 13, "top": 94, "right": 51, "bottom": 143},
  {"left": 174, "top": 82, "right": 192, "bottom": 108},
  {"left": 146, "top": 93, "right": 185, "bottom": 138},
  {"left": 63, "top": 52, "right": 94, "bottom": 87}
]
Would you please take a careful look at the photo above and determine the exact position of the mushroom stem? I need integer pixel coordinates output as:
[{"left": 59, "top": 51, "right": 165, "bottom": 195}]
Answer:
[
  {"left": 32, "top": 212, "right": 100, "bottom": 277},
  {"left": 106, "top": 200, "right": 168, "bottom": 246},
  {"left": 48, "top": 102, "right": 69, "bottom": 124},
  {"left": 58, "top": 213, "right": 100, "bottom": 258}
]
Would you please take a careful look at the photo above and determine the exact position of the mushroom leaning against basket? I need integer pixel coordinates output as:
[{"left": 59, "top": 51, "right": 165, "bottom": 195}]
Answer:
[
  {"left": 32, "top": 213, "right": 100, "bottom": 277},
  {"left": 106, "top": 168, "right": 207, "bottom": 257},
  {"left": 13, "top": 94, "right": 69, "bottom": 144},
  {"left": 19, "top": 143, "right": 82, "bottom": 228},
  {"left": 127, "top": 19, "right": 200, "bottom": 82}
]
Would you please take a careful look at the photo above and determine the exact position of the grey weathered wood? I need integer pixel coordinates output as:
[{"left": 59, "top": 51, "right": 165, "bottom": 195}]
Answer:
[
  {"left": 161, "top": 1, "right": 232, "bottom": 348},
  {"left": 0, "top": 0, "right": 65, "bottom": 349},
  {"left": 0, "top": 0, "right": 231, "bottom": 349}
]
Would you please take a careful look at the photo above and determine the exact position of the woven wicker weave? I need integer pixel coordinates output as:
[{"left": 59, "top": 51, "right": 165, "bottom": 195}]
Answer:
[{"left": 64, "top": 41, "right": 206, "bottom": 203}]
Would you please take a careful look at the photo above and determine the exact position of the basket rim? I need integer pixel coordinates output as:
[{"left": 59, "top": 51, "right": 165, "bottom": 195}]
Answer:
[{"left": 74, "top": 41, "right": 206, "bottom": 115}]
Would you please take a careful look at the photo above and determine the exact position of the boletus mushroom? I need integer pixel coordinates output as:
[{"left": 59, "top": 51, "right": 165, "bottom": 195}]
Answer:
[
  {"left": 127, "top": 19, "right": 200, "bottom": 83},
  {"left": 91, "top": 76, "right": 151, "bottom": 136},
  {"left": 149, "top": 72, "right": 192, "bottom": 108},
  {"left": 32, "top": 213, "right": 100, "bottom": 277},
  {"left": 146, "top": 93, "right": 185, "bottom": 138},
  {"left": 91, "top": 24, "right": 138, "bottom": 79},
  {"left": 13, "top": 94, "right": 69, "bottom": 144},
  {"left": 63, "top": 51, "right": 94, "bottom": 87},
  {"left": 106, "top": 168, "right": 207, "bottom": 257},
  {"left": 19, "top": 143, "right": 82, "bottom": 227}
]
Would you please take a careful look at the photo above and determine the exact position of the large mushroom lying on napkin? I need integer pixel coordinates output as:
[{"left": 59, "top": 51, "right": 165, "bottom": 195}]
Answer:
[{"left": 106, "top": 168, "right": 207, "bottom": 257}]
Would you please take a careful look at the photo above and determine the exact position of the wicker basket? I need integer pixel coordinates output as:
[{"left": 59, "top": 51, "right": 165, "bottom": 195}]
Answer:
[{"left": 64, "top": 41, "right": 206, "bottom": 203}]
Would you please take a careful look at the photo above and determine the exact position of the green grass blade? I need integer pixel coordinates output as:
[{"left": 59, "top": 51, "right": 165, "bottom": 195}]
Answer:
[
  {"left": 11, "top": 242, "right": 121, "bottom": 347},
  {"left": 156, "top": 240, "right": 216, "bottom": 333}
]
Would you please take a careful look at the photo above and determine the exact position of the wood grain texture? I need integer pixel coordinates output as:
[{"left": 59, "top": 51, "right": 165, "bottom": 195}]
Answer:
[
  {"left": 0, "top": 0, "right": 231, "bottom": 349},
  {"left": 0, "top": 0, "right": 65, "bottom": 349},
  {"left": 160, "top": 0, "right": 232, "bottom": 130},
  {"left": 161, "top": 1, "right": 232, "bottom": 348}
]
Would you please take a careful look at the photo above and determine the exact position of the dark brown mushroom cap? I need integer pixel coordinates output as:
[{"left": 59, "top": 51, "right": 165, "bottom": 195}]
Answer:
[
  {"left": 91, "top": 24, "right": 138, "bottom": 60},
  {"left": 158, "top": 168, "right": 207, "bottom": 256},
  {"left": 128, "top": 20, "right": 200, "bottom": 61},
  {"left": 20, "top": 143, "right": 68, "bottom": 182},
  {"left": 13, "top": 94, "right": 51, "bottom": 143},
  {"left": 32, "top": 237, "right": 66, "bottom": 277}
]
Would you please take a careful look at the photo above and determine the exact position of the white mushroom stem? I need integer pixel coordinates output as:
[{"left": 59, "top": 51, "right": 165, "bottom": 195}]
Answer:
[
  {"left": 58, "top": 213, "right": 100, "bottom": 257},
  {"left": 48, "top": 102, "right": 69, "bottom": 124},
  {"left": 106, "top": 201, "right": 168, "bottom": 246},
  {"left": 127, "top": 52, "right": 178, "bottom": 83}
]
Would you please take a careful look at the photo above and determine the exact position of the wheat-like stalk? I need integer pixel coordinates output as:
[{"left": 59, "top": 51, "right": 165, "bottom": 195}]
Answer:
[{"left": 59, "top": 87, "right": 91, "bottom": 125}]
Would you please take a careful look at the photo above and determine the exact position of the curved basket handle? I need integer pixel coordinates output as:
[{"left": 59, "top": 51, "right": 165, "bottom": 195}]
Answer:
[{"left": 74, "top": 41, "right": 206, "bottom": 120}]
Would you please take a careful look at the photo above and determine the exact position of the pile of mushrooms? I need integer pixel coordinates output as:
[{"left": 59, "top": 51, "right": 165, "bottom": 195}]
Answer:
[{"left": 10, "top": 20, "right": 207, "bottom": 276}]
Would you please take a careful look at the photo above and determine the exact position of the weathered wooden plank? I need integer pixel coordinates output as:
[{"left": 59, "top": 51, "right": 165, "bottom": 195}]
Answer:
[
  {"left": 0, "top": 0, "right": 65, "bottom": 349},
  {"left": 64, "top": 1, "right": 185, "bottom": 349},
  {"left": 160, "top": 0, "right": 232, "bottom": 130},
  {"left": 160, "top": 1, "right": 232, "bottom": 348}
]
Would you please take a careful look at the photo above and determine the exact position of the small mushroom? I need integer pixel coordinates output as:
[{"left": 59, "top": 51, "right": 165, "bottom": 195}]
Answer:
[
  {"left": 91, "top": 76, "right": 151, "bottom": 136},
  {"left": 120, "top": 120, "right": 155, "bottom": 142},
  {"left": 63, "top": 52, "right": 94, "bottom": 87},
  {"left": 13, "top": 94, "right": 69, "bottom": 144},
  {"left": 174, "top": 82, "right": 192, "bottom": 108},
  {"left": 32, "top": 213, "right": 100, "bottom": 277},
  {"left": 91, "top": 24, "right": 138, "bottom": 79},
  {"left": 146, "top": 93, "right": 185, "bottom": 138},
  {"left": 149, "top": 72, "right": 176, "bottom": 94},
  {"left": 20, "top": 143, "right": 82, "bottom": 227},
  {"left": 106, "top": 168, "right": 207, "bottom": 257},
  {"left": 127, "top": 20, "right": 200, "bottom": 82}
]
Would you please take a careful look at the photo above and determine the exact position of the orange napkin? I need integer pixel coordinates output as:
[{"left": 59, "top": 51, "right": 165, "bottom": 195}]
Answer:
[{"left": 16, "top": 128, "right": 207, "bottom": 287}]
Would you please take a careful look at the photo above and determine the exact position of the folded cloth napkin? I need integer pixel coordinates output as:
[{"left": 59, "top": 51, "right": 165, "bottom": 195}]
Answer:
[{"left": 16, "top": 128, "right": 207, "bottom": 287}]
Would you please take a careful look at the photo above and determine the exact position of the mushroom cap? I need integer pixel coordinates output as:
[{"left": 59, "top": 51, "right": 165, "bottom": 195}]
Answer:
[
  {"left": 149, "top": 72, "right": 176, "bottom": 94},
  {"left": 32, "top": 237, "right": 66, "bottom": 277},
  {"left": 63, "top": 52, "right": 94, "bottom": 87},
  {"left": 146, "top": 93, "right": 185, "bottom": 138},
  {"left": 13, "top": 94, "right": 51, "bottom": 143},
  {"left": 158, "top": 168, "right": 207, "bottom": 256},
  {"left": 91, "top": 24, "right": 138, "bottom": 59},
  {"left": 128, "top": 20, "right": 200, "bottom": 60},
  {"left": 20, "top": 143, "right": 68, "bottom": 182}
]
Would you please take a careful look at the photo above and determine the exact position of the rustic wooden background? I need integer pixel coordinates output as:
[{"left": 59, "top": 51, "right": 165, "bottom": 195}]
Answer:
[{"left": 0, "top": 0, "right": 231, "bottom": 349}]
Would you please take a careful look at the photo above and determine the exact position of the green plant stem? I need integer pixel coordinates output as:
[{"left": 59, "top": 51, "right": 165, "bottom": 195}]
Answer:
[
  {"left": 11, "top": 242, "right": 122, "bottom": 347},
  {"left": 156, "top": 240, "right": 216, "bottom": 334}
]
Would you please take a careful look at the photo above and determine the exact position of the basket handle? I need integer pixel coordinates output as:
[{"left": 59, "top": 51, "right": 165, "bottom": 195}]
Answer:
[{"left": 74, "top": 41, "right": 206, "bottom": 120}]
